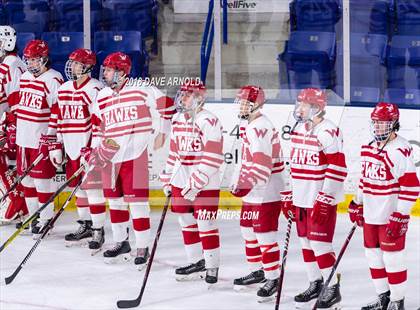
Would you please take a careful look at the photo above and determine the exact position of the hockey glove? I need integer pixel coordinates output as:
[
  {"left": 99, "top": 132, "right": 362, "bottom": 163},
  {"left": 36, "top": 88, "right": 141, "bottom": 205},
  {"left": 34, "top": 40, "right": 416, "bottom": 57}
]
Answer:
[
  {"left": 311, "top": 192, "right": 336, "bottom": 225},
  {"left": 348, "top": 200, "right": 364, "bottom": 227},
  {"left": 280, "top": 191, "right": 296, "bottom": 221},
  {"left": 231, "top": 174, "right": 255, "bottom": 198},
  {"left": 159, "top": 170, "right": 172, "bottom": 197},
  {"left": 49, "top": 142, "right": 64, "bottom": 169},
  {"left": 38, "top": 134, "right": 56, "bottom": 157},
  {"left": 181, "top": 170, "right": 209, "bottom": 202},
  {"left": 82, "top": 139, "right": 120, "bottom": 169},
  {"left": 80, "top": 146, "right": 92, "bottom": 169},
  {"left": 386, "top": 212, "right": 410, "bottom": 239}
]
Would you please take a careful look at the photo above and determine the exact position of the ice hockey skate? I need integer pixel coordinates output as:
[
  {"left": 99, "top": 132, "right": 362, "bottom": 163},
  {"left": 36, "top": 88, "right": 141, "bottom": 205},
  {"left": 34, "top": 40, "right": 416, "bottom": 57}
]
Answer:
[
  {"left": 175, "top": 259, "right": 206, "bottom": 282},
  {"left": 233, "top": 270, "right": 266, "bottom": 292},
  {"left": 257, "top": 278, "right": 278, "bottom": 303},
  {"left": 294, "top": 278, "right": 324, "bottom": 308},
  {"left": 134, "top": 247, "right": 149, "bottom": 271},
  {"left": 89, "top": 227, "right": 105, "bottom": 256},
  {"left": 361, "top": 291, "right": 390, "bottom": 310},
  {"left": 64, "top": 220, "right": 92, "bottom": 247},
  {"left": 103, "top": 240, "right": 132, "bottom": 264}
]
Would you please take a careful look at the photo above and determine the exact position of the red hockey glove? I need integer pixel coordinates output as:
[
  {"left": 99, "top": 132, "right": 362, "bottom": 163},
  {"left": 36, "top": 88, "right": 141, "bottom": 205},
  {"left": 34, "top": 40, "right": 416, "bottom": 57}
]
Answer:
[
  {"left": 38, "top": 134, "right": 56, "bottom": 157},
  {"left": 82, "top": 139, "right": 120, "bottom": 169},
  {"left": 311, "top": 192, "right": 336, "bottom": 225},
  {"left": 182, "top": 170, "right": 209, "bottom": 201},
  {"left": 49, "top": 142, "right": 64, "bottom": 169},
  {"left": 348, "top": 200, "right": 364, "bottom": 227},
  {"left": 386, "top": 212, "right": 410, "bottom": 239},
  {"left": 280, "top": 191, "right": 296, "bottom": 221},
  {"left": 159, "top": 170, "right": 172, "bottom": 197},
  {"left": 231, "top": 175, "right": 255, "bottom": 198}
]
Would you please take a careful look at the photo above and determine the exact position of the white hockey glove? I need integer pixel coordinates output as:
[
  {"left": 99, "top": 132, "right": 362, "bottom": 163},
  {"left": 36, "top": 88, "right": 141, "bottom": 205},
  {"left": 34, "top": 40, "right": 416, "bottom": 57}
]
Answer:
[
  {"left": 159, "top": 170, "right": 172, "bottom": 197},
  {"left": 49, "top": 142, "right": 64, "bottom": 169},
  {"left": 181, "top": 170, "right": 209, "bottom": 202}
]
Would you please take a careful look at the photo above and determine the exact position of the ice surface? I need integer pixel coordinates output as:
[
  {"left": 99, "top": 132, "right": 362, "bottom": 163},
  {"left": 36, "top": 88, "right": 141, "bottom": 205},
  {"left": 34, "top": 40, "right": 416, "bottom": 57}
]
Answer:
[{"left": 1, "top": 212, "right": 419, "bottom": 310}]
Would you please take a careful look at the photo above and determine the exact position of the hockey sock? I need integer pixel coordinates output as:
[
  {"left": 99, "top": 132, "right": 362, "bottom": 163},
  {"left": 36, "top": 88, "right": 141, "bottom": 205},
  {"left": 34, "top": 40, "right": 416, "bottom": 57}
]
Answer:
[
  {"left": 383, "top": 250, "right": 407, "bottom": 301},
  {"left": 86, "top": 189, "right": 106, "bottom": 228},
  {"left": 34, "top": 178, "right": 55, "bottom": 221},
  {"left": 240, "top": 226, "right": 262, "bottom": 271},
  {"left": 130, "top": 201, "right": 151, "bottom": 249},
  {"left": 76, "top": 196, "right": 90, "bottom": 221},
  {"left": 22, "top": 185, "right": 39, "bottom": 215},
  {"left": 299, "top": 237, "right": 322, "bottom": 282},
  {"left": 109, "top": 198, "right": 129, "bottom": 242},
  {"left": 365, "top": 248, "right": 390, "bottom": 295},
  {"left": 311, "top": 240, "right": 337, "bottom": 286},
  {"left": 256, "top": 231, "right": 280, "bottom": 280},
  {"left": 197, "top": 219, "right": 220, "bottom": 268},
  {"left": 178, "top": 213, "right": 203, "bottom": 263}
]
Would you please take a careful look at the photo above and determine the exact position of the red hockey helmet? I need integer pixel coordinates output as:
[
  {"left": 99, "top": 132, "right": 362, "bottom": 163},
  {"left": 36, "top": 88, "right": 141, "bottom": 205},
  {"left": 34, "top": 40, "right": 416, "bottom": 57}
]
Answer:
[
  {"left": 235, "top": 85, "right": 265, "bottom": 120},
  {"left": 297, "top": 88, "right": 327, "bottom": 110},
  {"left": 370, "top": 102, "right": 400, "bottom": 142},
  {"left": 23, "top": 40, "right": 49, "bottom": 59},
  {"left": 175, "top": 79, "right": 207, "bottom": 113},
  {"left": 371, "top": 102, "right": 399, "bottom": 122},
  {"left": 103, "top": 52, "right": 131, "bottom": 75},
  {"left": 69, "top": 48, "right": 96, "bottom": 66}
]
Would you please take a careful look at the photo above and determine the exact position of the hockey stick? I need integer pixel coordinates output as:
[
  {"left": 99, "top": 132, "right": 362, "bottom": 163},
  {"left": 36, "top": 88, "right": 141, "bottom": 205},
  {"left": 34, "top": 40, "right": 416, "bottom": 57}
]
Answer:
[
  {"left": 275, "top": 216, "right": 293, "bottom": 310},
  {"left": 312, "top": 223, "right": 358, "bottom": 310},
  {"left": 0, "top": 164, "right": 85, "bottom": 254},
  {"left": 116, "top": 196, "right": 171, "bottom": 309},
  {"left": 4, "top": 175, "right": 85, "bottom": 285},
  {"left": 0, "top": 153, "right": 44, "bottom": 205}
]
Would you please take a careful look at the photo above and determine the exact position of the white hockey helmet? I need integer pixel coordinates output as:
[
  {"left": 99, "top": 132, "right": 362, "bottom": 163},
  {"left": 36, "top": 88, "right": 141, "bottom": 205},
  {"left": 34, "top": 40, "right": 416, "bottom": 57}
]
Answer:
[{"left": 0, "top": 26, "right": 17, "bottom": 57}]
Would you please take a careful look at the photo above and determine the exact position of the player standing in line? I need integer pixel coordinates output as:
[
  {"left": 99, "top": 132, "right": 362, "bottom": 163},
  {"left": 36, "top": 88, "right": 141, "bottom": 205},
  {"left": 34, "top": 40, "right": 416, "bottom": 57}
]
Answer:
[
  {"left": 230, "top": 85, "right": 288, "bottom": 302},
  {"left": 288, "top": 88, "right": 347, "bottom": 309},
  {"left": 15, "top": 40, "right": 63, "bottom": 238},
  {"left": 47, "top": 48, "right": 107, "bottom": 252},
  {"left": 88, "top": 52, "right": 175, "bottom": 268},
  {"left": 0, "top": 25, "right": 27, "bottom": 224},
  {"left": 160, "top": 80, "right": 223, "bottom": 285},
  {"left": 348, "top": 102, "right": 419, "bottom": 310}
]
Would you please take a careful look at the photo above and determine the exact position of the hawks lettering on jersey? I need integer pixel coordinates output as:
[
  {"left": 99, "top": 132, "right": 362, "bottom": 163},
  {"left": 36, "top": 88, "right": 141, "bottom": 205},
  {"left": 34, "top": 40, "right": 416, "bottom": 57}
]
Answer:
[
  {"left": 356, "top": 136, "right": 420, "bottom": 224},
  {"left": 239, "top": 115, "right": 287, "bottom": 204},
  {"left": 92, "top": 81, "right": 175, "bottom": 163},
  {"left": 163, "top": 110, "right": 223, "bottom": 190},
  {"left": 290, "top": 119, "right": 347, "bottom": 208},
  {"left": 47, "top": 78, "right": 103, "bottom": 160},
  {"left": 16, "top": 69, "right": 63, "bottom": 149},
  {"left": 0, "top": 54, "right": 26, "bottom": 115}
]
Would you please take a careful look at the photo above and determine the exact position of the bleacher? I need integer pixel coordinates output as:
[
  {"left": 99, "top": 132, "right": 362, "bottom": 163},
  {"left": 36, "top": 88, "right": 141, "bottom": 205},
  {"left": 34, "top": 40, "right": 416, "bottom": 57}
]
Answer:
[
  {"left": 280, "top": 0, "right": 420, "bottom": 107},
  {"left": 0, "top": 0, "right": 157, "bottom": 78}
]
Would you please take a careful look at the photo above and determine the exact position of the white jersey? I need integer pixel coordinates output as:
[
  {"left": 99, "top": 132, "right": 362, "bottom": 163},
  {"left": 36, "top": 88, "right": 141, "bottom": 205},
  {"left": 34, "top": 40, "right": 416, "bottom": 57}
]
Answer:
[
  {"left": 239, "top": 114, "right": 287, "bottom": 204},
  {"left": 16, "top": 69, "right": 64, "bottom": 149},
  {"left": 164, "top": 109, "right": 224, "bottom": 190},
  {"left": 290, "top": 119, "right": 347, "bottom": 208},
  {"left": 48, "top": 78, "right": 103, "bottom": 160},
  {"left": 356, "top": 135, "right": 420, "bottom": 225},
  {"left": 0, "top": 54, "right": 26, "bottom": 115},
  {"left": 92, "top": 80, "right": 175, "bottom": 163}
]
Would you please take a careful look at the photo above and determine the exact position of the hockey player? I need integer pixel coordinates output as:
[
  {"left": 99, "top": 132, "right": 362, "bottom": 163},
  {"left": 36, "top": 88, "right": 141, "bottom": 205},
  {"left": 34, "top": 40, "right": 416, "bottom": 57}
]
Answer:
[
  {"left": 15, "top": 40, "right": 63, "bottom": 238},
  {"left": 159, "top": 80, "right": 223, "bottom": 285},
  {"left": 0, "top": 26, "right": 28, "bottom": 225},
  {"left": 230, "top": 85, "right": 288, "bottom": 301},
  {"left": 289, "top": 88, "right": 347, "bottom": 309},
  {"left": 88, "top": 52, "right": 175, "bottom": 268},
  {"left": 47, "top": 48, "right": 107, "bottom": 251},
  {"left": 349, "top": 102, "right": 420, "bottom": 310}
]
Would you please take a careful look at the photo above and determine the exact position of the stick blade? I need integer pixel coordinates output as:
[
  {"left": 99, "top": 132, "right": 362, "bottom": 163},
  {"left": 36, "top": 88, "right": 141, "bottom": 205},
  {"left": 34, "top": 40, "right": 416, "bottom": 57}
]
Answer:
[
  {"left": 117, "top": 299, "right": 140, "bottom": 309},
  {"left": 5, "top": 275, "right": 14, "bottom": 285}
]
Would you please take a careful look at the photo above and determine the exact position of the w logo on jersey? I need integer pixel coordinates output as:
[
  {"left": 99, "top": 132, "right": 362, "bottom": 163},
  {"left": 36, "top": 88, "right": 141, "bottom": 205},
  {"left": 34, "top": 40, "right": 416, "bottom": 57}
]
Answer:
[
  {"left": 205, "top": 118, "right": 217, "bottom": 126},
  {"left": 325, "top": 128, "right": 340, "bottom": 138},
  {"left": 253, "top": 128, "right": 268, "bottom": 138},
  {"left": 397, "top": 147, "right": 412, "bottom": 157}
]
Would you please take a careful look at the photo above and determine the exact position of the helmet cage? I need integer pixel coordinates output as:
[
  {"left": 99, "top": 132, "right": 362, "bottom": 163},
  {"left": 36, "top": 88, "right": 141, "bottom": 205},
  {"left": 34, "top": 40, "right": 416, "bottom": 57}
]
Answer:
[
  {"left": 23, "top": 56, "right": 48, "bottom": 76},
  {"left": 65, "top": 59, "right": 93, "bottom": 81},
  {"left": 370, "top": 120, "right": 397, "bottom": 142},
  {"left": 293, "top": 99, "right": 323, "bottom": 123},
  {"left": 175, "top": 89, "right": 205, "bottom": 114}
]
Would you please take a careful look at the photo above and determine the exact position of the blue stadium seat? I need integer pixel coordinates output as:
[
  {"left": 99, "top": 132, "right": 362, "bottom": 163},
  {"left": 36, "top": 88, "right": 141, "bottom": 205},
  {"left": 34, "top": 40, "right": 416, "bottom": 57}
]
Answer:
[
  {"left": 387, "top": 35, "right": 420, "bottom": 88},
  {"left": 289, "top": 0, "right": 341, "bottom": 32},
  {"left": 94, "top": 31, "right": 149, "bottom": 78},
  {"left": 51, "top": 0, "right": 102, "bottom": 32},
  {"left": 41, "top": 32, "right": 84, "bottom": 78},
  {"left": 102, "top": 0, "right": 157, "bottom": 37},
  {"left": 350, "top": 0, "right": 394, "bottom": 35},
  {"left": 395, "top": 0, "right": 420, "bottom": 35},
  {"left": 16, "top": 32, "right": 35, "bottom": 56},
  {"left": 384, "top": 88, "right": 420, "bottom": 107},
  {"left": 4, "top": 0, "right": 50, "bottom": 35},
  {"left": 281, "top": 31, "right": 336, "bottom": 89}
]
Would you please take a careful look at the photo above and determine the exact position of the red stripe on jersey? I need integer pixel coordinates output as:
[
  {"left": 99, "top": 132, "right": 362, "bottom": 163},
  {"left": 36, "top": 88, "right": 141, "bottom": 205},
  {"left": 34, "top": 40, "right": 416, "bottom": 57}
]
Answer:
[
  {"left": 105, "top": 120, "right": 152, "bottom": 133},
  {"left": 99, "top": 95, "right": 146, "bottom": 110},
  {"left": 291, "top": 167, "right": 326, "bottom": 175}
]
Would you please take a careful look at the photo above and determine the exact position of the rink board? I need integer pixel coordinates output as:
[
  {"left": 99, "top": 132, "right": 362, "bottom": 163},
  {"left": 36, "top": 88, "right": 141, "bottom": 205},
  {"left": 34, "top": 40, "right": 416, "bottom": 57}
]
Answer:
[{"left": 54, "top": 103, "right": 420, "bottom": 216}]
